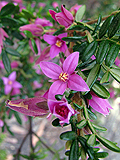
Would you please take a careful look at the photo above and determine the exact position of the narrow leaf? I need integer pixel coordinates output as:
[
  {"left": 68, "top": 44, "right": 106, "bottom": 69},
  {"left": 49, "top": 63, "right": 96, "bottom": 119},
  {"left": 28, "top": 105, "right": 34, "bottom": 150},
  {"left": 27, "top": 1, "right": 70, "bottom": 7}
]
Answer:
[
  {"left": 77, "top": 119, "right": 87, "bottom": 129},
  {"left": 96, "top": 135, "right": 120, "bottom": 152},
  {"left": 92, "top": 82, "right": 110, "bottom": 99},
  {"left": 92, "top": 123, "right": 107, "bottom": 131},
  {"left": 69, "top": 140, "right": 79, "bottom": 160},
  {"left": 86, "top": 64, "right": 101, "bottom": 89},
  {"left": 31, "top": 39, "right": 38, "bottom": 54},
  {"left": 60, "top": 131, "right": 77, "bottom": 141},
  {"left": 62, "top": 36, "right": 86, "bottom": 42},
  {"left": 6, "top": 48, "right": 21, "bottom": 57},
  {"left": 1, "top": 51, "right": 11, "bottom": 73},
  {"left": 100, "top": 71, "right": 110, "bottom": 84},
  {"left": 94, "top": 152, "right": 108, "bottom": 158},
  {"left": 87, "top": 134, "right": 96, "bottom": 146},
  {"left": 13, "top": 111, "right": 22, "bottom": 125},
  {"left": 109, "top": 68, "right": 120, "bottom": 83}
]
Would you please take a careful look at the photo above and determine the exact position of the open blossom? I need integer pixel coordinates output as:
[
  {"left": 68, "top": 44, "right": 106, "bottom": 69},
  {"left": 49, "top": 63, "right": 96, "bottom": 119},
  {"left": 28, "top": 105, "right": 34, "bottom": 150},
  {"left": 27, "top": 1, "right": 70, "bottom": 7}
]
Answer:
[
  {"left": 88, "top": 92, "right": 113, "bottom": 116},
  {"left": 0, "top": 28, "right": 9, "bottom": 54},
  {"left": 40, "top": 52, "right": 90, "bottom": 99},
  {"left": 43, "top": 33, "right": 68, "bottom": 58},
  {"left": 49, "top": 5, "right": 74, "bottom": 28},
  {"left": 2, "top": 71, "right": 22, "bottom": 95},
  {"left": 48, "top": 97, "right": 76, "bottom": 126},
  {"left": 6, "top": 96, "right": 49, "bottom": 117}
]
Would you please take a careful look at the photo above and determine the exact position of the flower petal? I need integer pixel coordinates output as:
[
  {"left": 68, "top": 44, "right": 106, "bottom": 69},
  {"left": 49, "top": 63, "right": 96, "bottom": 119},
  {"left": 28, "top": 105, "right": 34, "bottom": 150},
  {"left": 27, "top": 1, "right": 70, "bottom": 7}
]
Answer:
[
  {"left": 57, "top": 33, "right": 67, "bottom": 39},
  {"left": 13, "top": 81, "right": 22, "bottom": 88},
  {"left": 63, "top": 52, "right": 79, "bottom": 74},
  {"left": 48, "top": 80, "right": 67, "bottom": 99},
  {"left": 9, "top": 71, "right": 16, "bottom": 81},
  {"left": 5, "top": 85, "right": 12, "bottom": 95},
  {"left": 2, "top": 77, "right": 8, "bottom": 85},
  {"left": 61, "top": 5, "right": 74, "bottom": 21},
  {"left": 68, "top": 74, "right": 90, "bottom": 91},
  {"left": 43, "top": 34, "right": 56, "bottom": 45},
  {"left": 49, "top": 10, "right": 57, "bottom": 21},
  {"left": 40, "top": 61, "right": 62, "bottom": 79},
  {"left": 50, "top": 45, "right": 60, "bottom": 58}
]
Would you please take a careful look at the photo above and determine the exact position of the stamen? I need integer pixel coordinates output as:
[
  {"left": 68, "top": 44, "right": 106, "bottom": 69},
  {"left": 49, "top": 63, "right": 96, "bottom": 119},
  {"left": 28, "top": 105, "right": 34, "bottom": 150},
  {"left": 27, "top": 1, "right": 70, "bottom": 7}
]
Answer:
[
  {"left": 55, "top": 40, "right": 62, "bottom": 47},
  {"left": 59, "top": 72, "right": 68, "bottom": 82},
  {"left": 8, "top": 80, "right": 12, "bottom": 85}
]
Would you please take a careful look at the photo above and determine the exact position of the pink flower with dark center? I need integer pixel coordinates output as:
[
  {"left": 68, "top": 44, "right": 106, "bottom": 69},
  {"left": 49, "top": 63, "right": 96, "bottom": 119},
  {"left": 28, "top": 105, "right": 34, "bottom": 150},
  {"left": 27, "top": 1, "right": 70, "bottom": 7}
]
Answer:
[
  {"left": 88, "top": 92, "right": 113, "bottom": 116},
  {"left": 43, "top": 33, "right": 68, "bottom": 58},
  {"left": 40, "top": 52, "right": 90, "bottom": 99},
  {"left": 6, "top": 96, "right": 49, "bottom": 117},
  {"left": 49, "top": 5, "right": 74, "bottom": 28},
  {"left": 48, "top": 97, "right": 76, "bottom": 126},
  {"left": 2, "top": 71, "right": 22, "bottom": 95}
]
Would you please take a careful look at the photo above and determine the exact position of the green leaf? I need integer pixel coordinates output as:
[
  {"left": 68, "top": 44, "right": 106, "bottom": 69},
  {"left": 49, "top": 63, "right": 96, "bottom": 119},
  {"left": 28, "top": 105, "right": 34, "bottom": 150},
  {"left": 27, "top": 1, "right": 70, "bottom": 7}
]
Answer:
[
  {"left": 1, "top": 51, "right": 11, "bottom": 73},
  {"left": 108, "top": 12, "right": 120, "bottom": 38},
  {"left": 31, "top": 39, "right": 38, "bottom": 54},
  {"left": 105, "top": 44, "right": 119, "bottom": 67},
  {"left": 100, "top": 71, "right": 110, "bottom": 84},
  {"left": 92, "top": 14, "right": 102, "bottom": 35},
  {"left": 92, "top": 123, "right": 107, "bottom": 131},
  {"left": 0, "top": 3, "right": 16, "bottom": 16},
  {"left": 60, "top": 131, "right": 77, "bottom": 141},
  {"left": 81, "top": 41, "right": 98, "bottom": 62},
  {"left": 86, "top": 64, "right": 101, "bottom": 89},
  {"left": 23, "top": 30, "right": 33, "bottom": 38},
  {"left": 87, "top": 134, "right": 96, "bottom": 146},
  {"left": 109, "top": 68, "right": 120, "bottom": 83},
  {"left": 13, "top": 111, "right": 22, "bottom": 125},
  {"left": 6, "top": 48, "right": 21, "bottom": 57},
  {"left": 62, "top": 36, "right": 86, "bottom": 42},
  {"left": 69, "top": 140, "right": 79, "bottom": 160},
  {"left": 68, "top": 25, "right": 84, "bottom": 30},
  {"left": 52, "top": 118, "right": 68, "bottom": 127},
  {"left": 99, "top": 15, "right": 113, "bottom": 39},
  {"left": 77, "top": 119, "right": 87, "bottom": 129},
  {"left": 94, "top": 152, "right": 108, "bottom": 158},
  {"left": 73, "top": 103, "right": 83, "bottom": 110},
  {"left": 55, "top": 94, "right": 63, "bottom": 100},
  {"left": 12, "top": 31, "right": 24, "bottom": 40},
  {"left": 87, "top": 109, "right": 97, "bottom": 120},
  {"left": 96, "top": 135, "right": 120, "bottom": 152},
  {"left": 20, "top": 154, "right": 30, "bottom": 159},
  {"left": 53, "top": 27, "right": 64, "bottom": 36},
  {"left": 22, "top": 9, "right": 34, "bottom": 19},
  {"left": 92, "top": 82, "right": 110, "bottom": 99},
  {"left": 96, "top": 40, "right": 109, "bottom": 64},
  {"left": 6, "top": 125, "right": 14, "bottom": 136},
  {"left": 1, "top": 17, "right": 18, "bottom": 27},
  {"left": 75, "top": 5, "right": 86, "bottom": 22}
]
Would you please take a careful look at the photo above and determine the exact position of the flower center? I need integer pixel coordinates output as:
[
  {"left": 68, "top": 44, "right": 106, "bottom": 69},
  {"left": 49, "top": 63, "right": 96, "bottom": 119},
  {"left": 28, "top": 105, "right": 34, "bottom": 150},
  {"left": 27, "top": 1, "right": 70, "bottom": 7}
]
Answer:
[
  {"left": 55, "top": 105, "right": 69, "bottom": 119},
  {"left": 8, "top": 80, "right": 12, "bottom": 85},
  {"left": 59, "top": 72, "right": 68, "bottom": 82},
  {"left": 55, "top": 40, "right": 62, "bottom": 47}
]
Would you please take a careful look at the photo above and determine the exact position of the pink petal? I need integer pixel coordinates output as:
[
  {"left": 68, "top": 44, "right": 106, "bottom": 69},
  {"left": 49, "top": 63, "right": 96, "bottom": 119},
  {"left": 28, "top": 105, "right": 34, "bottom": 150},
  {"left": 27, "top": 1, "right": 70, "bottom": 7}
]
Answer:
[
  {"left": 2, "top": 77, "right": 8, "bottom": 85},
  {"left": 61, "top": 5, "right": 74, "bottom": 21},
  {"left": 56, "top": 13, "right": 71, "bottom": 27},
  {"left": 13, "top": 81, "right": 22, "bottom": 88},
  {"left": 50, "top": 45, "right": 60, "bottom": 58},
  {"left": 48, "top": 80, "right": 67, "bottom": 99},
  {"left": 43, "top": 34, "right": 56, "bottom": 45},
  {"left": 49, "top": 10, "right": 57, "bottom": 21},
  {"left": 5, "top": 85, "right": 12, "bottom": 95},
  {"left": 63, "top": 52, "right": 79, "bottom": 74},
  {"left": 57, "top": 33, "right": 67, "bottom": 39},
  {"left": 61, "top": 42, "right": 67, "bottom": 53},
  {"left": 40, "top": 61, "right": 62, "bottom": 79},
  {"left": 68, "top": 74, "right": 90, "bottom": 91},
  {"left": 9, "top": 71, "right": 16, "bottom": 81}
]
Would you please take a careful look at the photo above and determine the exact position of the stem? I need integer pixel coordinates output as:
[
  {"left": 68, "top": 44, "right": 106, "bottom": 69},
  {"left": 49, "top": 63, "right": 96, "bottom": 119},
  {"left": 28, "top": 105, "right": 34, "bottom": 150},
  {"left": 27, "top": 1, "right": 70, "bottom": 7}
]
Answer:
[
  {"left": 14, "top": 132, "right": 29, "bottom": 160},
  {"left": 86, "top": 10, "right": 120, "bottom": 25},
  {"left": 32, "top": 131, "right": 56, "bottom": 155},
  {"left": 29, "top": 117, "right": 34, "bottom": 158}
]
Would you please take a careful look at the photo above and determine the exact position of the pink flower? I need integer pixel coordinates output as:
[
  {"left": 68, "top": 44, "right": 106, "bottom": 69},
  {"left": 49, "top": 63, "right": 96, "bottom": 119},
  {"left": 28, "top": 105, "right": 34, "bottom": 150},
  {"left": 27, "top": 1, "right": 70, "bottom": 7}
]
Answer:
[
  {"left": 52, "top": 2, "right": 59, "bottom": 8},
  {"left": 38, "top": 2, "right": 46, "bottom": 8},
  {"left": 0, "top": 119, "right": 4, "bottom": 127},
  {"left": 40, "top": 52, "right": 90, "bottom": 99},
  {"left": 48, "top": 97, "right": 76, "bottom": 126},
  {"left": 70, "top": 4, "right": 82, "bottom": 16},
  {"left": 6, "top": 96, "right": 49, "bottom": 117},
  {"left": 33, "top": 80, "right": 42, "bottom": 90},
  {"left": 88, "top": 92, "right": 113, "bottom": 116},
  {"left": 2, "top": 71, "right": 22, "bottom": 95},
  {"left": 115, "top": 57, "right": 120, "bottom": 67},
  {"left": 43, "top": 33, "right": 68, "bottom": 58},
  {"left": 49, "top": 5, "right": 74, "bottom": 28},
  {"left": 0, "top": 60, "right": 18, "bottom": 69},
  {"left": 35, "top": 46, "right": 51, "bottom": 64},
  {"left": 0, "top": 28, "right": 9, "bottom": 54},
  {"left": 35, "top": 18, "right": 53, "bottom": 27}
]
